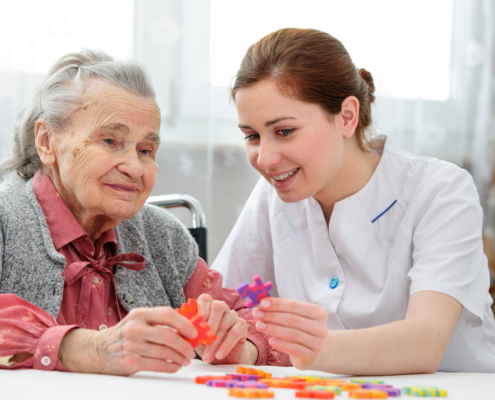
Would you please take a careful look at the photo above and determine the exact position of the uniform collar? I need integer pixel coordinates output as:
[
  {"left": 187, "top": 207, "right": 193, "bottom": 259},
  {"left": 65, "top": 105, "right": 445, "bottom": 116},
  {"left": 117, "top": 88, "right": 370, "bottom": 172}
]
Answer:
[{"left": 334, "top": 136, "right": 398, "bottom": 223}]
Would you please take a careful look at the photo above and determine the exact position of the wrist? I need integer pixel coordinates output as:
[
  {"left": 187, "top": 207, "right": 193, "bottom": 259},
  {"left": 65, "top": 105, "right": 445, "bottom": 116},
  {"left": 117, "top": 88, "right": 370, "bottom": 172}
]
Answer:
[
  {"left": 242, "top": 340, "right": 259, "bottom": 365},
  {"left": 58, "top": 328, "right": 101, "bottom": 373},
  {"left": 312, "top": 330, "right": 334, "bottom": 371}
]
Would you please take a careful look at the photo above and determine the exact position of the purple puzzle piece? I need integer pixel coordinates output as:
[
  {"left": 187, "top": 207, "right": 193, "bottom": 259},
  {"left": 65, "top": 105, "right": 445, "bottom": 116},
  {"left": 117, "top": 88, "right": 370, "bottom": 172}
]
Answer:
[
  {"left": 206, "top": 380, "right": 238, "bottom": 387},
  {"left": 225, "top": 381, "right": 269, "bottom": 389},
  {"left": 236, "top": 275, "right": 273, "bottom": 308},
  {"left": 226, "top": 373, "right": 260, "bottom": 381},
  {"left": 362, "top": 384, "right": 401, "bottom": 396}
]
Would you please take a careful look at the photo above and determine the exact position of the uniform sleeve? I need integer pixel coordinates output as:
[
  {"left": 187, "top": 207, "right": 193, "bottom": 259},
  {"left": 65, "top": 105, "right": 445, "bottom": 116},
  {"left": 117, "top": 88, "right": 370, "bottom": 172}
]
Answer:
[
  {"left": 0, "top": 294, "right": 78, "bottom": 370},
  {"left": 184, "top": 258, "right": 290, "bottom": 366},
  {"left": 211, "top": 178, "right": 278, "bottom": 296},
  {"left": 408, "top": 165, "right": 490, "bottom": 327}
]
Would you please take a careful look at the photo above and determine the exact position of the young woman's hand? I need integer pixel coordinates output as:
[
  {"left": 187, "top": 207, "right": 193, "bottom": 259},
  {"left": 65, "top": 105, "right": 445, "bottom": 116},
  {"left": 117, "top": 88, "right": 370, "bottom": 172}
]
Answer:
[
  {"left": 252, "top": 298, "right": 328, "bottom": 370},
  {"left": 58, "top": 306, "right": 198, "bottom": 375},
  {"left": 195, "top": 293, "right": 258, "bottom": 365}
]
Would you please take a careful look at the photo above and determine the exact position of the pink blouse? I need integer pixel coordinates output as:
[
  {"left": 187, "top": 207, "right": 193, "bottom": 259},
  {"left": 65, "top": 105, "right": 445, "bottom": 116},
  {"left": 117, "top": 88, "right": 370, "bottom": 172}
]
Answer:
[{"left": 0, "top": 172, "right": 289, "bottom": 370}]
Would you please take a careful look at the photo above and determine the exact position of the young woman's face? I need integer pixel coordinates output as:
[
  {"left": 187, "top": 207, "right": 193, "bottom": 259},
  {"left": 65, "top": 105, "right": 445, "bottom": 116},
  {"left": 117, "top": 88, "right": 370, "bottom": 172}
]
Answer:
[{"left": 235, "top": 80, "right": 350, "bottom": 204}]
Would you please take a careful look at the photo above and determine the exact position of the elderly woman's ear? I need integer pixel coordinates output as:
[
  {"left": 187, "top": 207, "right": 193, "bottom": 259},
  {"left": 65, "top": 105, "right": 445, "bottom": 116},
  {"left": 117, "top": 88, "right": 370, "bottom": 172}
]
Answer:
[{"left": 34, "top": 120, "right": 57, "bottom": 167}]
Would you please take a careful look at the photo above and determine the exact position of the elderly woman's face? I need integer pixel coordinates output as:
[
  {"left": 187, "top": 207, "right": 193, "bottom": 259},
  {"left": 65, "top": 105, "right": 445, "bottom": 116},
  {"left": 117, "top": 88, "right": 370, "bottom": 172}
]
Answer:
[{"left": 45, "top": 79, "right": 161, "bottom": 228}]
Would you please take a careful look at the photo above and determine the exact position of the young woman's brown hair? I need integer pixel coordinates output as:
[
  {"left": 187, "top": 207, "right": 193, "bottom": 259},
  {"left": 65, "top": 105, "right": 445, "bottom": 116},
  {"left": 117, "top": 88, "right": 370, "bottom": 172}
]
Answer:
[{"left": 231, "top": 28, "right": 375, "bottom": 150}]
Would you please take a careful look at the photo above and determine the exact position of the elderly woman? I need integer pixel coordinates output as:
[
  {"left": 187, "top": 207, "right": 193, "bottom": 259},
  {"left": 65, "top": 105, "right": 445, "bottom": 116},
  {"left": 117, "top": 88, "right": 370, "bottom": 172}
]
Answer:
[{"left": 0, "top": 50, "right": 288, "bottom": 374}]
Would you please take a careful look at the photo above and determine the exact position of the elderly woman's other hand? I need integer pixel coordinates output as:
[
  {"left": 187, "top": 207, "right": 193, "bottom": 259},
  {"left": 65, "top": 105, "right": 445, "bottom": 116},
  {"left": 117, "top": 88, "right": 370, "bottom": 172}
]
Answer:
[
  {"left": 58, "top": 307, "right": 198, "bottom": 375},
  {"left": 194, "top": 294, "right": 258, "bottom": 365}
]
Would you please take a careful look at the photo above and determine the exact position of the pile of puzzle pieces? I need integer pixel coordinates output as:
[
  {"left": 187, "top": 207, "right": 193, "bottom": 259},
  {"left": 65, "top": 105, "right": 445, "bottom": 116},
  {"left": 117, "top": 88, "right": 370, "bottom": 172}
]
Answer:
[
  {"left": 176, "top": 298, "right": 216, "bottom": 348},
  {"left": 195, "top": 368, "right": 449, "bottom": 398},
  {"left": 196, "top": 367, "right": 275, "bottom": 398}
]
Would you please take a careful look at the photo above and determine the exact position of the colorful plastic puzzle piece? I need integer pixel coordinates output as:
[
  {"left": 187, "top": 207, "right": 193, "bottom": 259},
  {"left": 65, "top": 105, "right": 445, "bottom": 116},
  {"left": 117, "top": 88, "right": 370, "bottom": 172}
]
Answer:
[
  {"left": 206, "top": 379, "right": 238, "bottom": 387},
  {"left": 176, "top": 298, "right": 216, "bottom": 348},
  {"left": 295, "top": 389, "right": 335, "bottom": 399},
  {"left": 236, "top": 275, "right": 273, "bottom": 308},
  {"left": 196, "top": 375, "right": 236, "bottom": 384},
  {"left": 352, "top": 379, "right": 385, "bottom": 385},
  {"left": 228, "top": 388, "right": 275, "bottom": 398},
  {"left": 227, "top": 373, "right": 261, "bottom": 381},
  {"left": 187, "top": 314, "right": 216, "bottom": 348},
  {"left": 259, "top": 378, "right": 296, "bottom": 388},
  {"left": 349, "top": 389, "right": 388, "bottom": 399},
  {"left": 362, "top": 384, "right": 400, "bottom": 397},
  {"left": 311, "top": 381, "right": 361, "bottom": 391},
  {"left": 236, "top": 366, "right": 273, "bottom": 379},
  {"left": 403, "top": 386, "right": 447, "bottom": 397},
  {"left": 307, "top": 386, "right": 343, "bottom": 395},
  {"left": 290, "top": 376, "right": 335, "bottom": 381},
  {"left": 289, "top": 377, "right": 358, "bottom": 388},
  {"left": 289, "top": 382, "right": 319, "bottom": 390},
  {"left": 176, "top": 298, "right": 198, "bottom": 319},
  {"left": 226, "top": 381, "right": 269, "bottom": 389}
]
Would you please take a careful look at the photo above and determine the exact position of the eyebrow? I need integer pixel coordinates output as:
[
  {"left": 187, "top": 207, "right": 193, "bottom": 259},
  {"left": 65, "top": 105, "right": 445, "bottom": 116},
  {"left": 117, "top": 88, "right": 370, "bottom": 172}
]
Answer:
[
  {"left": 100, "top": 123, "right": 130, "bottom": 133},
  {"left": 100, "top": 123, "right": 160, "bottom": 144},
  {"left": 238, "top": 116, "right": 296, "bottom": 129},
  {"left": 145, "top": 132, "right": 161, "bottom": 144}
]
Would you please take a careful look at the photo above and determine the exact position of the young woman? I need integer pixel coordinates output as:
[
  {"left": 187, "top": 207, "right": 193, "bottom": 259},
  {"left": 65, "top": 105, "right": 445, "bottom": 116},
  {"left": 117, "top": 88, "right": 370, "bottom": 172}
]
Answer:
[{"left": 212, "top": 28, "right": 495, "bottom": 374}]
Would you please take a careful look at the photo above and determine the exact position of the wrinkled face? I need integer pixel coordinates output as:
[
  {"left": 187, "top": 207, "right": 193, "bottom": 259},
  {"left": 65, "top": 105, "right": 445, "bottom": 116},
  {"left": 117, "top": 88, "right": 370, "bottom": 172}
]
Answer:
[
  {"left": 48, "top": 79, "right": 161, "bottom": 224},
  {"left": 235, "top": 80, "right": 347, "bottom": 204}
]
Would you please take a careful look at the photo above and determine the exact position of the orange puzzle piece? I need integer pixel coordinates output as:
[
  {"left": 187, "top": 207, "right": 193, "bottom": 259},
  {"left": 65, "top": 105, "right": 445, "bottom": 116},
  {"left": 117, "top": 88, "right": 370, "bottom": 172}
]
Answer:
[
  {"left": 176, "top": 298, "right": 198, "bottom": 319},
  {"left": 259, "top": 379, "right": 294, "bottom": 388},
  {"left": 187, "top": 314, "right": 216, "bottom": 348},
  {"left": 296, "top": 389, "right": 335, "bottom": 399},
  {"left": 327, "top": 382, "right": 362, "bottom": 391},
  {"left": 176, "top": 299, "right": 216, "bottom": 348},
  {"left": 236, "top": 366, "right": 273, "bottom": 379},
  {"left": 349, "top": 389, "right": 388, "bottom": 399},
  {"left": 228, "top": 388, "right": 274, "bottom": 398},
  {"left": 195, "top": 375, "right": 233, "bottom": 384}
]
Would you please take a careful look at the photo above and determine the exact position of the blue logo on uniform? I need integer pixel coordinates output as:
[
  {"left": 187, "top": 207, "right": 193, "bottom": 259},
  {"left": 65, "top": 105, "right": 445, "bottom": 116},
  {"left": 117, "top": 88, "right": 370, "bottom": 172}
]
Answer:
[{"left": 329, "top": 276, "right": 339, "bottom": 289}]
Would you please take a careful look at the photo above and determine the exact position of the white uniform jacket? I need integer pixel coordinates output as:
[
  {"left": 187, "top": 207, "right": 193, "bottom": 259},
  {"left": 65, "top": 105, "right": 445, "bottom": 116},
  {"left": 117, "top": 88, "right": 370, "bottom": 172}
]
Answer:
[{"left": 212, "top": 136, "right": 495, "bottom": 372}]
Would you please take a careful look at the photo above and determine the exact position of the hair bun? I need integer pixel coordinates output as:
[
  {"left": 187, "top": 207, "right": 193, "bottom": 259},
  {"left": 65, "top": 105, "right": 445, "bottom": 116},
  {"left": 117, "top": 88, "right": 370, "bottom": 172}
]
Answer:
[{"left": 358, "top": 68, "right": 375, "bottom": 103}]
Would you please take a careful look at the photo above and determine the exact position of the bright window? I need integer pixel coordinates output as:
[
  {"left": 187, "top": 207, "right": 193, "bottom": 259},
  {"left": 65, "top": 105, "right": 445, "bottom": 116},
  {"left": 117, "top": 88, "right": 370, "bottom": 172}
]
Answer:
[
  {"left": 0, "top": 0, "right": 134, "bottom": 74},
  {"left": 210, "top": 0, "right": 453, "bottom": 101}
]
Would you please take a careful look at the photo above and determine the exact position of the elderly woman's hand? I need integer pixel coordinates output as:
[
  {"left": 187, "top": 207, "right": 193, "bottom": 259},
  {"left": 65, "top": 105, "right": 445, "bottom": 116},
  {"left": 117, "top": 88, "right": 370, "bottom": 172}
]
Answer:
[
  {"left": 58, "top": 307, "right": 198, "bottom": 375},
  {"left": 195, "top": 294, "right": 258, "bottom": 365}
]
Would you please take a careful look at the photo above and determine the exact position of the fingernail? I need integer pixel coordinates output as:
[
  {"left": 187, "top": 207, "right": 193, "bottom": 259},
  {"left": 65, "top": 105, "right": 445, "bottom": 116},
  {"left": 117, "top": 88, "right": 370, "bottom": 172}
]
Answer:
[
  {"left": 253, "top": 309, "right": 265, "bottom": 318},
  {"left": 269, "top": 337, "right": 277, "bottom": 345},
  {"left": 257, "top": 321, "right": 267, "bottom": 330},
  {"left": 260, "top": 299, "right": 271, "bottom": 308},
  {"left": 189, "top": 330, "right": 198, "bottom": 338},
  {"left": 202, "top": 353, "right": 211, "bottom": 363},
  {"left": 189, "top": 351, "right": 196, "bottom": 359},
  {"left": 215, "top": 350, "right": 223, "bottom": 359}
]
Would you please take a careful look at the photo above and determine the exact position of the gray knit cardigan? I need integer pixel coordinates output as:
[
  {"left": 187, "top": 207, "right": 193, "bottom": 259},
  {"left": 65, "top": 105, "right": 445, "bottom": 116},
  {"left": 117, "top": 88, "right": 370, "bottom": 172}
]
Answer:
[{"left": 0, "top": 174, "right": 198, "bottom": 317}]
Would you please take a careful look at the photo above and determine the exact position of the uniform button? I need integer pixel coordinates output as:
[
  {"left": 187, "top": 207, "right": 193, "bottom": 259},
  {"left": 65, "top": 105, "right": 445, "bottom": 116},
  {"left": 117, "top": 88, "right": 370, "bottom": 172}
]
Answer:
[
  {"left": 123, "top": 293, "right": 135, "bottom": 304},
  {"left": 329, "top": 276, "right": 339, "bottom": 289},
  {"left": 99, "top": 324, "right": 107, "bottom": 331},
  {"left": 41, "top": 356, "right": 51, "bottom": 366},
  {"left": 93, "top": 277, "right": 99, "bottom": 284}
]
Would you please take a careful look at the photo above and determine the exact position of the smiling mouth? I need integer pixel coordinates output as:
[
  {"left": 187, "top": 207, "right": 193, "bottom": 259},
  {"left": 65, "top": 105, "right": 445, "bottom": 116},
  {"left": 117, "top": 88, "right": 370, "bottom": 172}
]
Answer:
[
  {"left": 106, "top": 184, "right": 139, "bottom": 193},
  {"left": 272, "top": 168, "right": 300, "bottom": 181}
]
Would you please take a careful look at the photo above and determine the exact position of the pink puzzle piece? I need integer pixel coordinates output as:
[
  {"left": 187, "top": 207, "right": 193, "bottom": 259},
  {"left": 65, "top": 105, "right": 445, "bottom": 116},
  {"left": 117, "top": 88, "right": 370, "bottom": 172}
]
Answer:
[{"left": 236, "top": 275, "right": 273, "bottom": 309}]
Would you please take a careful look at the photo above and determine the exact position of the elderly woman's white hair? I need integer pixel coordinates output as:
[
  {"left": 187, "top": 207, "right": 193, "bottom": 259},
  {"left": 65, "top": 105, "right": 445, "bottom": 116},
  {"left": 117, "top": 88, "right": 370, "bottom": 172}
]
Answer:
[{"left": 0, "top": 49, "right": 156, "bottom": 180}]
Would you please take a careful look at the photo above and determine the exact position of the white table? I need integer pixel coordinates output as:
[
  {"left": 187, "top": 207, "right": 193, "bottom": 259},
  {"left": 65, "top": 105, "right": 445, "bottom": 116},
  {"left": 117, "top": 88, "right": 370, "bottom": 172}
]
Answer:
[{"left": 2, "top": 360, "right": 494, "bottom": 400}]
